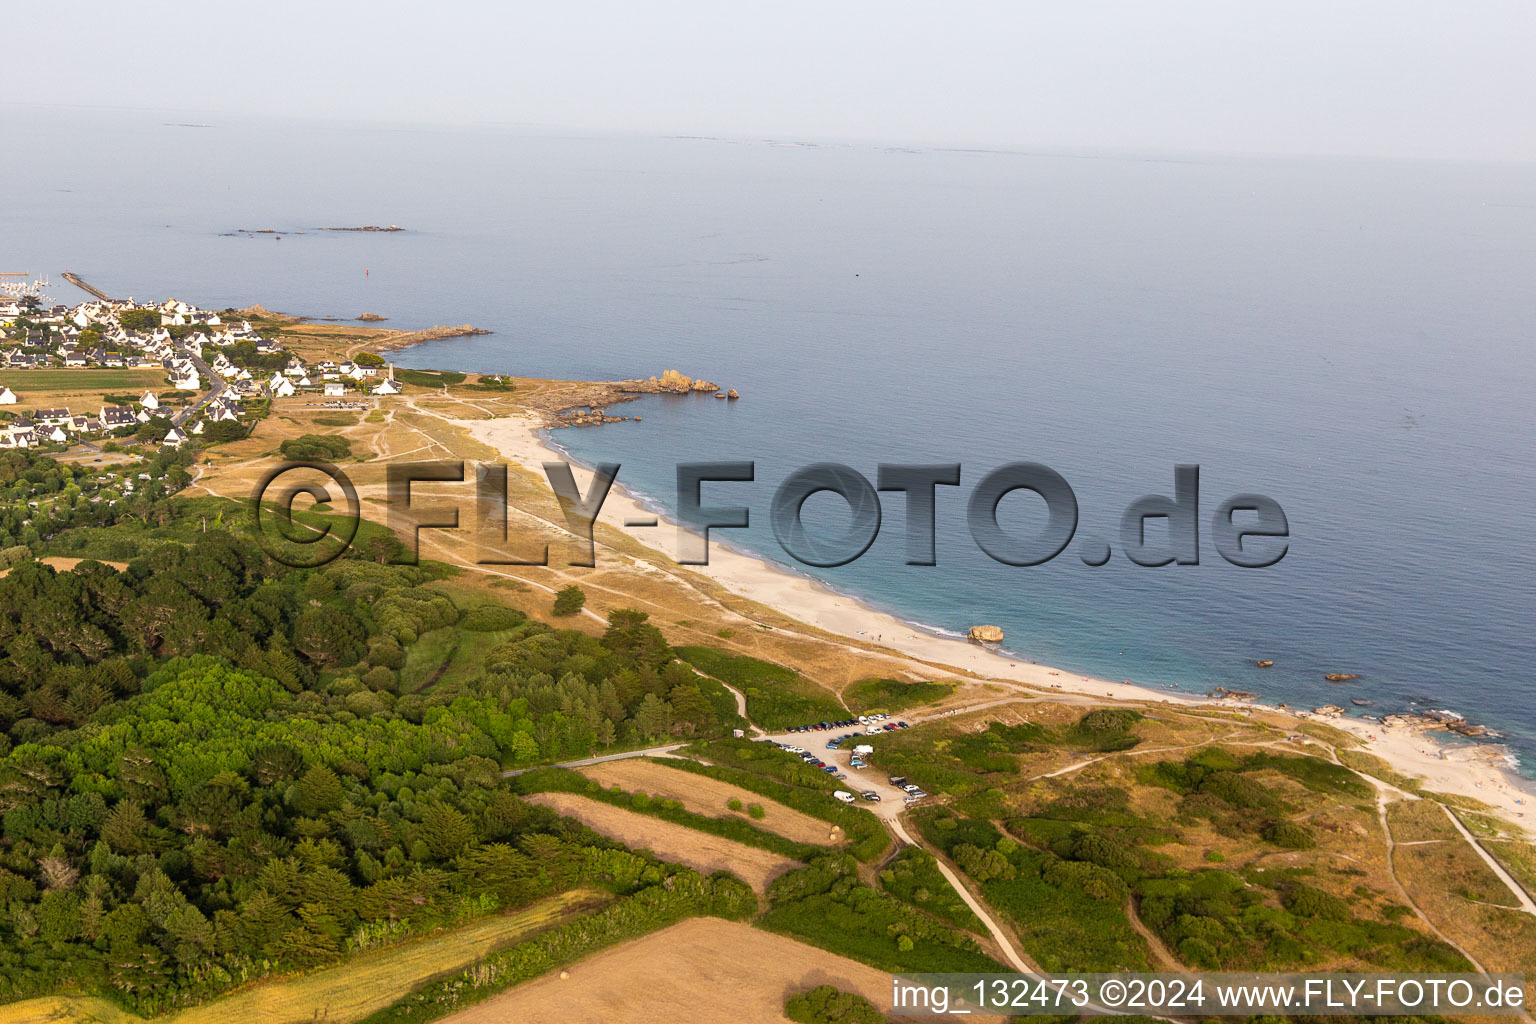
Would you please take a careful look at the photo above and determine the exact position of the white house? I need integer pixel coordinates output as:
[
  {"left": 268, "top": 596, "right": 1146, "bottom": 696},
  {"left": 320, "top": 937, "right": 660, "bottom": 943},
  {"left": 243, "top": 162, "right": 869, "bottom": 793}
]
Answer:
[
  {"left": 271, "top": 378, "right": 296, "bottom": 398},
  {"left": 162, "top": 426, "right": 187, "bottom": 448},
  {"left": 141, "top": 391, "right": 160, "bottom": 410},
  {"left": 47, "top": 425, "right": 69, "bottom": 443},
  {"left": 323, "top": 381, "right": 346, "bottom": 397},
  {"left": 373, "top": 379, "right": 400, "bottom": 395},
  {"left": 190, "top": 420, "right": 205, "bottom": 435},
  {"left": 100, "top": 406, "right": 135, "bottom": 428},
  {"left": 0, "top": 387, "right": 15, "bottom": 405}
]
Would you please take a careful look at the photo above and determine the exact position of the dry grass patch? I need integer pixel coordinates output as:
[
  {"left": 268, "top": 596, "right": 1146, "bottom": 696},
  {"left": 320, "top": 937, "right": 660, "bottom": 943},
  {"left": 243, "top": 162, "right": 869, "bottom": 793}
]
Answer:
[
  {"left": 525, "top": 792, "right": 799, "bottom": 893},
  {"left": 1486, "top": 840, "right": 1536, "bottom": 897},
  {"left": 435, "top": 916, "right": 1008, "bottom": 1024},
  {"left": 1388, "top": 798, "right": 1459, "bottom": 844},
  {"left": 0, "top": 890, "right": 606, "bottom": 1024},
  {"left": 580, "top": 759, "right": 846, "bottom": 846},
  {"left": 0, "top": 556, "right": 128, "bottom": 579}
]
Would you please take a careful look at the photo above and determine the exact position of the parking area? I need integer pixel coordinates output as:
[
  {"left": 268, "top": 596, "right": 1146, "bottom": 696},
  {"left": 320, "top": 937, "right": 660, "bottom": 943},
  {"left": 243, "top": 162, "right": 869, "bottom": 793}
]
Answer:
[{"left": 758, "top": 714, "right": 923, "bottom": 820}]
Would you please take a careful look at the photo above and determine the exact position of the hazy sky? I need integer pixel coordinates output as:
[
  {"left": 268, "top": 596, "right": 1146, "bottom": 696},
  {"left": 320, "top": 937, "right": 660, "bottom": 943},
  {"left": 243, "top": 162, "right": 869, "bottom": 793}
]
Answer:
[{"left": 12, "top": 0, "right": 1536, "bottom": 159}]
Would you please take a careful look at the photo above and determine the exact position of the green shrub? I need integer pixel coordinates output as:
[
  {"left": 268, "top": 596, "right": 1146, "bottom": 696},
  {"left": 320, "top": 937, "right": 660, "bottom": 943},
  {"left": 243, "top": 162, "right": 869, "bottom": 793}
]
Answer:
[
  {"left": 785, "top": 985, "right": 885, "bottom": 1024},
  {"left": 954, "top": 843, "right": 1015, "bottom": 882},
  {"left": 879, "top": 847, "right": 981, "bottom": 931},
  {"left": 460, "top": 604, "right": 528, "bottom": 632},
  {"left": 279, "top": 433, "right": 352, "bottom": 461},
  {"left": 1263, "top": 821, "right": 1317, "bottom": 850},
  {"left": 764, "top": 855, "right": 1003, "bottom": 974},
  {"left": 1283, "top": 885, "right": 1349, "bottom": 920},
  {"left": 552, "top": 585, "right": 586, "bottom": 617}
]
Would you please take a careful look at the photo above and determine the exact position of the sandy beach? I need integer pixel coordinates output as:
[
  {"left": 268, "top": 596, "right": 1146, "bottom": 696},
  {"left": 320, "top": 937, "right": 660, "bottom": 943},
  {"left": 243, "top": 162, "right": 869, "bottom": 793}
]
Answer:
[{"left": 459, "top": 411, "right": 1536, "bottom": 826}]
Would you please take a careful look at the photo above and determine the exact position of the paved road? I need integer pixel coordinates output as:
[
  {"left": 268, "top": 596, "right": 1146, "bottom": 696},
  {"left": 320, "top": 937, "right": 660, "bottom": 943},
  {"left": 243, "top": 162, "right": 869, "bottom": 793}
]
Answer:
[{"left": 171, "top": 346, "right": 225, "bottom": 426}]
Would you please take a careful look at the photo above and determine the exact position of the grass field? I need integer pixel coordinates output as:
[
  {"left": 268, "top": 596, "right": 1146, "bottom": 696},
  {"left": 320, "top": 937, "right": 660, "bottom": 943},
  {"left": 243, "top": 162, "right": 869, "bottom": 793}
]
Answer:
[
  {"left": 0, "top": 889, "right": 608, "bottom": 1024},
  {"left": 2, "top": 369, "right": 167, "bottom": 393}
]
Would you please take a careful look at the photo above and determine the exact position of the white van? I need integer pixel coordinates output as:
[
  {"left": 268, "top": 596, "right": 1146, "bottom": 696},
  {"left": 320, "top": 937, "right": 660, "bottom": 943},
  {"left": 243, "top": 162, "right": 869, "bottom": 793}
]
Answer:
[
  {"left": 853, "top": 744, "right": 874, "bottom": 754},
  {"left": 833, "top": 790, "right": 856, "bottom": 803}
]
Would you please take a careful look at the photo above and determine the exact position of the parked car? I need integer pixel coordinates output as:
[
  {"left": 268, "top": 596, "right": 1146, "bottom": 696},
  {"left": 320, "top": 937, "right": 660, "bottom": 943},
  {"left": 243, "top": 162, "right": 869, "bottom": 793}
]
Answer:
[
  {"left": 861, "top": 791, "right": 881, "bottom": 802},
  {"left": 889, "top": 776, "right": 908, "bottom": 787},
  {"left": 897, "top": 721, "right": 910, "bottom": 729},
  {"left": 834, "top": 790, "right": 856, "bottom": 803}
]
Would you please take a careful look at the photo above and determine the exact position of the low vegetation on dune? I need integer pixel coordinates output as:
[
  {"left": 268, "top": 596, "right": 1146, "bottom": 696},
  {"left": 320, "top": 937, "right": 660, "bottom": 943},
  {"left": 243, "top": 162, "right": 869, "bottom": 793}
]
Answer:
[
  {"left": 873, "top": 711, "right": 1479, "bottom": 977},
  {"left": 878, "top": 846, "right": 982, "bottom": 931},
  {"left": 842, "top": 677, "right": 954, "bottom": 715},
  {"left": 761, "top": 853, "right": 1005, "bottom": 974},
  {"left": 674, "top": 647, "right": 846, "bottom": 729}
]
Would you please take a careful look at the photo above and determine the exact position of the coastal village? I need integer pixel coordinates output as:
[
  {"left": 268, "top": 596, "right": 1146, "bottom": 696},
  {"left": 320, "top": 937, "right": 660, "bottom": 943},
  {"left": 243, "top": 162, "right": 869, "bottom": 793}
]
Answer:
[{"left": 0, "top": 294, "right": 404, "bottom": 452}]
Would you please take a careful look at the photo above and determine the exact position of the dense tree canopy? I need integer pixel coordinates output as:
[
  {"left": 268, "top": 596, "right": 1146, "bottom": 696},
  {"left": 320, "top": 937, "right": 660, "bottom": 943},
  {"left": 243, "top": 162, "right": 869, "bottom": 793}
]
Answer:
[{"left": 0, "top": 508, "right": 749, "bottom": 1011}]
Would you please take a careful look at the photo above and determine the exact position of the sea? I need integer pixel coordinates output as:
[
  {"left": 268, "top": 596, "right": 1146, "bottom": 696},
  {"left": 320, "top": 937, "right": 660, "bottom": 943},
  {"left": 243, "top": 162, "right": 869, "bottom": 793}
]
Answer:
[{"left": 7, "top": 106, "right": 1536, "bottom": 767}]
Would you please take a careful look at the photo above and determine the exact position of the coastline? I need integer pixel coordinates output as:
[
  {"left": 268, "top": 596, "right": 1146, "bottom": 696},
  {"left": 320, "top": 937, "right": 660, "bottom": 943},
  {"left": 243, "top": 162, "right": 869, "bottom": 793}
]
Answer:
[{"left": 458, "top": 410, "right": 1536, "bottom": 826}]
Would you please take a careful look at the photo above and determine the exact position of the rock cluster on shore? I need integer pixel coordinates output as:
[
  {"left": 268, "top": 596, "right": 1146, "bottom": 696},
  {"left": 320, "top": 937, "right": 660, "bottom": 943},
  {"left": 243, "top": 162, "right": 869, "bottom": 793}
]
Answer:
[
  {"left": 1381, "top": 708, "right": 1490, "bottom": 737},
  {"left": 621, "top": 369, "right": 721, "bottom": 394},
  {"left": 968, "top": 624, "right": 1004, "bottom": 643},
  {"left": 558, "top": 408, "right": 635, "bottom": 427},
  {"left": 541, "top": 371, "right": 738, "bottom": 430},
  {"left": 374, "top": 324, "right": 491, "bottom": 351}
]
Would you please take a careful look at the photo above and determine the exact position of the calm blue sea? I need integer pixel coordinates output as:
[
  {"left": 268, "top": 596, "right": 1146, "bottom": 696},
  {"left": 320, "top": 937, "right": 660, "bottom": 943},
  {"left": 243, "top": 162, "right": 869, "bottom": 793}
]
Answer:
[{"left": 8, "top": 106, "right": 1536, "bottom": 765}]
